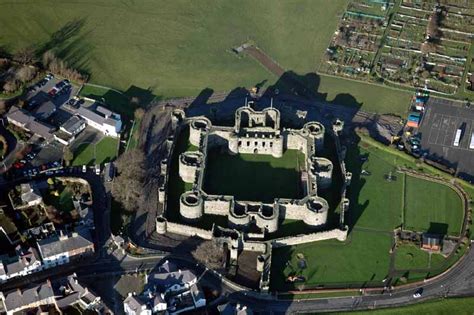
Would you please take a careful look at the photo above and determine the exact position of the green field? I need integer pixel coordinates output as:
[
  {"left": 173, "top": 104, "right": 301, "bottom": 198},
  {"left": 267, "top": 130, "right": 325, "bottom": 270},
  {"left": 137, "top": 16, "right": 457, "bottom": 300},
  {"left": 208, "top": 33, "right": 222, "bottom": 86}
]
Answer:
[
  {"left": 271, "top": 229, "right": 393, "bottom": 290},
  {"left": 394, "top": 244, "right": 445, "bottom": 271},
  {"left": 72, "top": 136, "right": 118, "bottom": 166},
  {"left": 271, "top": 136, "right": 465, "bottom": 289},
  {"left": 404, "top": 175, "right": 463, "bottom": 236},
  {"left": 0, "top": 0, "right": 413, "bottom": 114},
  {"left": 204, "top": 149, "right": 305, "bottom": 202},
  {"left": 328, "top": 297, "right": 474, "bottom": 315}
]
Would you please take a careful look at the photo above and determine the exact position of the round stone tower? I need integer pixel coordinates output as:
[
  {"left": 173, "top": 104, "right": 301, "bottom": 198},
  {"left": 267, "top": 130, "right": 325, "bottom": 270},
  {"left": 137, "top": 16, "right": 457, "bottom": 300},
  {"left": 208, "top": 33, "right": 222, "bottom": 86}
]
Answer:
[
  {"left": 179, "top": 151, "right": 204, "bottom": 183},
  {"left": 155, "top": 216, "right": 167, "bottom": 234},
  {"left": 304, "top": 196, "right": 329, "bottom": 226},
  {"left": 180, "top": 191, "right": 204, "bottom": 221},
  {"left": 304, "top": 122, "right": 325, "bottom": 150},
  {"left": 189, "top": 118, "right": 211, "bottom": 146},
  {"left": 256, "top": 255, "right": 265, "bottom": 272}
]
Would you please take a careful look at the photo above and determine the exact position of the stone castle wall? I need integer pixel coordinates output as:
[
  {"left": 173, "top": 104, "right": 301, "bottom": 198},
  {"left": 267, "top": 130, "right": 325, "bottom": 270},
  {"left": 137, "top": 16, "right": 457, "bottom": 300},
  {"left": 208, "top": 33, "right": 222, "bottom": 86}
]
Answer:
[{"left": 272, "top": 228, "right": 348, "bottom": 248}]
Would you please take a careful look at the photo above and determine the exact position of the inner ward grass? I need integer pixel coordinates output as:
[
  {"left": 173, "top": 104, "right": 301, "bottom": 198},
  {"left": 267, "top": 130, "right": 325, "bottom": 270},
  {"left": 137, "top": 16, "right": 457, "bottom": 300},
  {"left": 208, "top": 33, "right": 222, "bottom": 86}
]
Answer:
[{"left": 204, "top": 149, "right": 305, "bottom": 202}]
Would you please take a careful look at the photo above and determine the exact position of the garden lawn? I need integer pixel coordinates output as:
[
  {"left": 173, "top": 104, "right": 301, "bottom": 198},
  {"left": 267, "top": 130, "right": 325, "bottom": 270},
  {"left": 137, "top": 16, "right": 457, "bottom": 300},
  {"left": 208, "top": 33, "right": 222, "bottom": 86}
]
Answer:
[
  {"left": 271, "top": 229, "right": 392, "bottom": 290},
  {"left": 330, "top": 297, "right": 474, "bottom": 315},
  {"left": 394, "top": 244, "right": 446, "bottom": 270},
  {"left": 404, "top": 175, "right": 463, "bottom": 236},
  {"left": 72, "top": 137, "right": 118, "bottom": 166},
  {"left": 204, "top": 149, "right": 305, "bottom": 202}
]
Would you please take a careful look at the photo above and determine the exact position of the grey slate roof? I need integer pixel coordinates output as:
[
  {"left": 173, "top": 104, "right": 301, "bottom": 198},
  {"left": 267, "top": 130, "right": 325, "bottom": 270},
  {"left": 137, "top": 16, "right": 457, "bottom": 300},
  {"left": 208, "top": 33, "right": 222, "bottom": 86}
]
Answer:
[
  {"left": 6, "top": 107, "right": 55, "bottom": 141},
  {"left": 37, "top": 230, "right": 93, "bottom": 259},
  {"left": 60, "top": 115, "right": 85, "bottom": 135},
  {"left": 124, "top": 294, "right": 147, "bottom": 313},
  {"left": 148, "top": 268, "right": 196, "bottom": 290},
  {"left": 2, "top": 248, "right": 40, "bottom": 276},
  {"left": 1, "top": 281, "right": 54, "bottom": 312},
  {"left": 33, "top": 101, "right": 56, "bottom": 120}
]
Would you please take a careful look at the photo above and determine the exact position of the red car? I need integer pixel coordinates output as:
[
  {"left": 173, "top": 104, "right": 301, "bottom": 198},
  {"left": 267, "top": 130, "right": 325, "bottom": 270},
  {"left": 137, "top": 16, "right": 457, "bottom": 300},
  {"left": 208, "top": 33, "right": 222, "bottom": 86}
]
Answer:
[{"left": 13, "top": 162, "right": 25, "bottom": 169}]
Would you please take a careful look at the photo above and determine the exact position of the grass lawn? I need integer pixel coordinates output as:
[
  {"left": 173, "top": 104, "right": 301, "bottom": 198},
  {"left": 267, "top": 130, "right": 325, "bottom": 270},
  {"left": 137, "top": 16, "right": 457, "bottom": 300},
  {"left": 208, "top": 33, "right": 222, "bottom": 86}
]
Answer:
[
  {"left": 316, "top": 75, "right": 412, "bottom": 115},
  {"left": 165, "top": 127, "right": 197, "bottom": 223},
  {"left": 0, "top": 1, "right": 345, "bottom": 97},
  {"left": 204, "top": 149, "right": 305, "bottom": 202},
  {"left": 394, "top": 244, "right": 445, "bottom": 270},
  {"left": 329, "top": 297, "right": 474, "bottom": 315},
  {"left": 270, "top": 136, "right": 467, "bottom": 290},
  {"left": 271, "top": 229, "right": 392, "bottom": 290},
  {"left": 345, "top": 144, "right": 403, "bottom": 232},
  {"left": 404, "top": 175, "right": 463, "bottom": 236},
  {"left": 72, "top": 137, "right": 118, "bottom": 166}
]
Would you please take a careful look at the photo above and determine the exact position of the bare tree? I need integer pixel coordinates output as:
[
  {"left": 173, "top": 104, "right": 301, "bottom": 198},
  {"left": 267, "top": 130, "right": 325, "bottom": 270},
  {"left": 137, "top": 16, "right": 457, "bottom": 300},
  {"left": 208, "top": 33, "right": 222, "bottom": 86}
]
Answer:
[
  {"left": 111, "top": 149, "right": 146, "bottom": 212},
  {"left": 63, "top": 146, "right": 74, "bottom": 166},
  {"left": 13, "top": 47, "right": 36, "bottom": 65},
  {"left": 42, "top": 50, "right": 56, "bottom": 69},
  {"left": 191, "top": 241, "right": 225, "bottom": 269},
  {"left": 0, "top": 100, "right": 6, "bottom": 115},
  {"left": 2, "top": 79, "right": 19, "bottom": 93},
  {"left": 134, "top": 108, "right": 145, "bottom": 121},
  {"left": 15, "top": 66, "right": 37, "bottom": 83}
]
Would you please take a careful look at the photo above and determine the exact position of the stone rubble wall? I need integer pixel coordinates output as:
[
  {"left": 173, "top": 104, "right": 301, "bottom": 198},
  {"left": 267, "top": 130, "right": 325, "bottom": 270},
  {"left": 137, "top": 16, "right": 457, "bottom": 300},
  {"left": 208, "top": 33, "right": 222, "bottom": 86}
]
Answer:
[
  {"left": 204, "top": 198, "right": 232, "bottom": 216},
  {"left": 166, "top": 222, "right": 213, "bottom": 240},
  {"left": 271, "top": 228, "right": 348, "bottom": 248}
]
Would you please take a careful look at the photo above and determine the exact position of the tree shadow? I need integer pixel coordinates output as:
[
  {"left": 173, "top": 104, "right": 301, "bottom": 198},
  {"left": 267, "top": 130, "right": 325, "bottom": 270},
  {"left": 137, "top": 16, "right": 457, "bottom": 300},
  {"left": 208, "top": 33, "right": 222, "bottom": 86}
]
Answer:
[{"left": 38, "top": 18, "right": 87, "bottom": 56}]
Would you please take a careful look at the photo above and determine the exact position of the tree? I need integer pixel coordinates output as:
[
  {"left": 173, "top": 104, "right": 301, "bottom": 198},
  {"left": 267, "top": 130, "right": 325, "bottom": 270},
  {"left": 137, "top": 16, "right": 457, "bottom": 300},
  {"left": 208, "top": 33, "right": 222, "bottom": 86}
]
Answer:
[
  {"left": 13, "top": 47, "right": 36, "bottom": 65},
  {"left": 111, "top": 149, "right": 146, "bottom": 212},
  {"left": 2, "top": 79, "right": 19, "bottom": 93},
  {"left": 42, "top": 50, "right": 56, "bottom": 69},
  {"left": 191, "top": 240, "right": 225, "bottom": 269},
  {"left": 15, "top": 66, "right": 37, "bottom": 83},
  {"left": 134, "top": 108, "right": 145, "bottom": 121},
  {"left": 63, "top": 146, "right": 74, "bottom": 166}
]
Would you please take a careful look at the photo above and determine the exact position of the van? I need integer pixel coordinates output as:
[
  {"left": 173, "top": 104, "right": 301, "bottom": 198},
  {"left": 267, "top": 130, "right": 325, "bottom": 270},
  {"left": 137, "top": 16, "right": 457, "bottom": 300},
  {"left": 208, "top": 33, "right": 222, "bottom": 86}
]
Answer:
[
  {"left": 82, "top": 165, "right": 87, "bottom": 173},
  {"left": 470, "top": 132, "right": 474, "bottom": 150}
]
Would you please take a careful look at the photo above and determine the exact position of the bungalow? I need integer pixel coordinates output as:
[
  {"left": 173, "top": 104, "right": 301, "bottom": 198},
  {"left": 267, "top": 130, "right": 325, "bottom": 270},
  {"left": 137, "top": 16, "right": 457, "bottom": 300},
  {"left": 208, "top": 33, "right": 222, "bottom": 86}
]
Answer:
[
  {"left": 5, "top": 106, "right": 55, "bottom": 142},
  {"left": 76, "top": 104, "right": 122, "bottom": 138}
]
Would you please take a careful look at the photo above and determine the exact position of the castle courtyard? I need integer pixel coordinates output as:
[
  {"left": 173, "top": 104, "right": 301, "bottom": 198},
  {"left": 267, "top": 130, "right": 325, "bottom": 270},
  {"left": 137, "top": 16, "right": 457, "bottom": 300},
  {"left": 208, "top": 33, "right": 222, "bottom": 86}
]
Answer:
[{"left": 204, "top": 148, "right": 306, "bottom": 202}]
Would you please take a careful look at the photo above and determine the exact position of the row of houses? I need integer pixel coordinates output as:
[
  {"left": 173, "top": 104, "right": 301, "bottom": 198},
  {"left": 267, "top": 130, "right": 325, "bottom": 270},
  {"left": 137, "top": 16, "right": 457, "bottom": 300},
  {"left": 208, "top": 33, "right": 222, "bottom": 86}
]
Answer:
[
  {"left": 123, "top": 260, "right": 206, "bottom": 315},
  {"left": 0, "top": 228, "right": 94, "bottom": 283},
  {"left": 0, "top": 273, "right": 106, "bottom": 315},
  {"left": 6, "top": 99, "right": 122, "bottom": 145}
]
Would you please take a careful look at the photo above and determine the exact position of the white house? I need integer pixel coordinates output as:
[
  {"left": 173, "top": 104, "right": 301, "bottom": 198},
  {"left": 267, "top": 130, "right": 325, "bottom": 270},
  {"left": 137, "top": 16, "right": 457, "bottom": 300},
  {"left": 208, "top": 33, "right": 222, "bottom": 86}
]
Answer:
[
  {"left": 76, "top": 104, "right": 122, "bottom": 137},
  {"left": 123, "top": 293, "right": 152, "bottom": 315},
  {"left": 0, "top": 247, "right": 43, "bottom": 283},
  {"left": 37, "top": 230, "right": 94, "bottom": 269},
  {"left": 20, "top": 183, "right": 43, "bottom": 207}
]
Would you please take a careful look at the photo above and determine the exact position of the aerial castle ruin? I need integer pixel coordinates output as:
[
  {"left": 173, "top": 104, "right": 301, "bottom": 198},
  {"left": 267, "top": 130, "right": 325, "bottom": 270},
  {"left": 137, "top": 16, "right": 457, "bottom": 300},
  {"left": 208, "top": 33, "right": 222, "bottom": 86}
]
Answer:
[{"left": 155, "top": 102, "right": 352, "bottom": 292}]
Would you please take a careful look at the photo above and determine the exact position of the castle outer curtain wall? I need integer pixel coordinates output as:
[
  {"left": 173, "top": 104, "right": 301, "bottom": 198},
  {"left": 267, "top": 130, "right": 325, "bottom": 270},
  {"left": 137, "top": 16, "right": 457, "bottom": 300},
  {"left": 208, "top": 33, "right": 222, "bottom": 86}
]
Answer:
[{"left": 156, "top": 104, "right": 351, "bottom": 292}]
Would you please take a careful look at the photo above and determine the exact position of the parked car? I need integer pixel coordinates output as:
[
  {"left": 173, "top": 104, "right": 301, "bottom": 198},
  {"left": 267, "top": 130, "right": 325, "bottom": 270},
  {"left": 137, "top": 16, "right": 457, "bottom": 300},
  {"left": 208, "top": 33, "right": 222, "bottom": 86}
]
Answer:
[{"left": 413, "top": 288, "right": 423, "bottom": 298}]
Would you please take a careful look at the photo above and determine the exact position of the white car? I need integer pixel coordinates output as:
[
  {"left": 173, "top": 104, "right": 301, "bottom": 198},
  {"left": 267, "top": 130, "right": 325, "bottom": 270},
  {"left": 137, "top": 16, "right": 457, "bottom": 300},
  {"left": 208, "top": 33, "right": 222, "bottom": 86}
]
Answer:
[{"left": 413, "top": 288, "right": 423, "bottom": 298}]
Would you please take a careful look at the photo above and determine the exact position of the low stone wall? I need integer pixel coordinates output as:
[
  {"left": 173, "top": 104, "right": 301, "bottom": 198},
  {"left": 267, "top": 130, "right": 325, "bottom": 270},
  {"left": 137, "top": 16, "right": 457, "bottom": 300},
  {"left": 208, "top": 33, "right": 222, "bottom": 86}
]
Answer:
[
  {"left": 166, "top": 222, "right": 213, "bottom": 240},
  {"left": 271, "top": 228, "right": 348, "bottom": 248},
  {"left": 243, "top": 241, "right": 268, "bottom": 252}
]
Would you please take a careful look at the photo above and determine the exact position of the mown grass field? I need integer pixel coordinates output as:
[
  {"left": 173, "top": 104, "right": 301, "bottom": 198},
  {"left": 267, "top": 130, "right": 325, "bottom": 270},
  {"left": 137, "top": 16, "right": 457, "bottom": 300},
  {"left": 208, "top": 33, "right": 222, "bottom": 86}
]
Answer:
[
  {"left": 72, "top": 136, "right": 118, "bottom": 166},
  {"left": 0, "top": 0, "right": 412, "bottom": 114},
  {"left": 404, "top": 175, "right": 463, "bottom": 236},
  {"left": 204, "top": 149, "right": 305, "bottom": 202},
  {"left": 394, "top": 244, "right": 445, "bottom": 270},
  {"left": 271, "top": 137, "right": 466, "bottom": 290},
  {"left": 328, "top": 297, "right": 474, "bottom": 315},
  {"left": 0, "top": 1, "right": 344, "bottom": 95}
]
